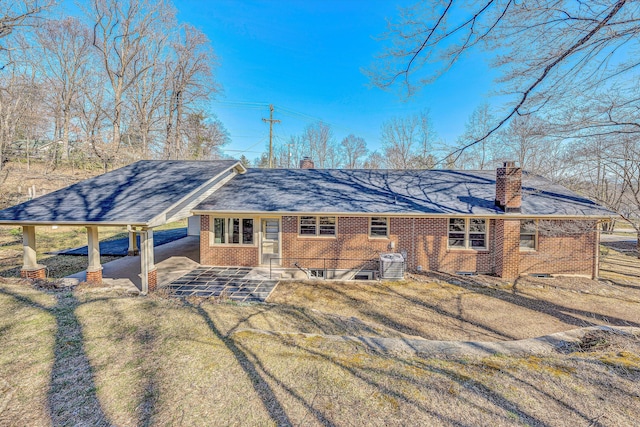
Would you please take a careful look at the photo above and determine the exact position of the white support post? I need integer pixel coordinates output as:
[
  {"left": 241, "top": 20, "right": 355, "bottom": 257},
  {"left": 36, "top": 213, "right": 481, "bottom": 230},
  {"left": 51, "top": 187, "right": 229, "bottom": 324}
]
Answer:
[
  {"left": 22, "top": 226, "right": 39, "bottom": 270},
  {"left": 87, "top": 226, "right": 101, "bottom": 270},
  {"left": 21, "top": 225, "right": 46, "bottom": 279},
  {"left": 140, "top": 228, "right": 156, "bottom": 294},
  {"left": 86, "top": 226, "right": 103, "bottom": 283},
  {"left": 127, "top": 225, "right": 139, "bottom": 256}
]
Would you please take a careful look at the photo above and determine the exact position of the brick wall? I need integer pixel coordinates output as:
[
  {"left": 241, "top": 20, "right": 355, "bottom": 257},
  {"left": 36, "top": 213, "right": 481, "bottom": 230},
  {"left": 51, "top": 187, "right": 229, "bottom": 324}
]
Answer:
[
  {"left": 495, "top": 164, "right": 522, "bottom": 212},
  {"left": 198, "top": 214, "right": 598, "bottom": 278},
  {"left": 200, "top": 215, "right": 259, "bottom": 266},
  {"left": 520, "top": 220, "right": 597, "bottom": 277},
  {"left": 495, "top": 219, "right": 521, "bottom": 279},
  {"left": 20, "top": 267, "right": 46, "bottom": 280}
]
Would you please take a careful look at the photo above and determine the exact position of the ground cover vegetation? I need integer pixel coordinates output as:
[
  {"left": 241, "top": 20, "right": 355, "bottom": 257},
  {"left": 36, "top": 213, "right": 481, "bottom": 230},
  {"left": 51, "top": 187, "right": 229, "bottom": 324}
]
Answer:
[{"left": 0, "top": 245, "right": 638, "bottom": 426}]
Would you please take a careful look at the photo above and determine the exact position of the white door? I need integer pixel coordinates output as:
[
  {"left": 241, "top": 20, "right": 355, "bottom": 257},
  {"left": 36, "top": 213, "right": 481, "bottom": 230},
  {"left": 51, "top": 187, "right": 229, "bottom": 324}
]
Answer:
[{"left": 261, "top": 219, "right": 280, "bottom": 265}]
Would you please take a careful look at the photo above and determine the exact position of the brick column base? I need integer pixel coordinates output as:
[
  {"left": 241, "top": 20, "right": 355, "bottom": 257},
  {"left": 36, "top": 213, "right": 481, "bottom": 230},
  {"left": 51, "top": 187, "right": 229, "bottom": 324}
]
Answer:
[
  {"left": 86, "top": 268, "right": 103, "bottom": 284},
  {"left": 148, "top": 269, "right": 158, "bottom": 292},
  {"left": 20, "top": 266, "right": 46, "bottom": 279},
  {"left": 127, "top": 250, "right": 140, "bottom": 256}
]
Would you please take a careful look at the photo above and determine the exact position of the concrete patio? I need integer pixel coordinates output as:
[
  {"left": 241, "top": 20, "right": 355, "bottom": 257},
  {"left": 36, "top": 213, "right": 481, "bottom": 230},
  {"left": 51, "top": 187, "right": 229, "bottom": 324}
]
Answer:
[
  {"left": 66, "top": 236, "right": 278, "bottom": 301},
  {"left": 66, "top": 236, "right": 201, "bottom": 293}
]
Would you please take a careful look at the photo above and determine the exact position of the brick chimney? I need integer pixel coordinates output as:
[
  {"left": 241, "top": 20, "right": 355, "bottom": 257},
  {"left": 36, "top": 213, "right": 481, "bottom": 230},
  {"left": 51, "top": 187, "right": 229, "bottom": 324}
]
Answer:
[
  {"left": 495, "top": 161, "right": 522, "bottom": 213},
  {"left": 299, "top": 157, "right": 314, "bottom": 169}
]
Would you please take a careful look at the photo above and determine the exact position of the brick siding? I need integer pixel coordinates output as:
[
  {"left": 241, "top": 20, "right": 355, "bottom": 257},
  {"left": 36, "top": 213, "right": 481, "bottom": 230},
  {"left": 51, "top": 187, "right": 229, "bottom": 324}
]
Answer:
[
  {"left": 496, "top": 165, "right": 522, "bottom": 212},
  {"left": 20, "top": 267, "right": 46, "bottom": 280},
  {"left": 519, "top": 220, "right": 597, "bottom": 277},
  {"left": 148, "top": 269, "right": 158, "bottom": 292},
  {"left": 199, "top": 214, "right": 598, "bottom": 278},
  {"left": 86, "top": 269, "right": 103, "bottom": 284},
  {"left": 200, "top": 214, "right": 259, "bottom": 266}
]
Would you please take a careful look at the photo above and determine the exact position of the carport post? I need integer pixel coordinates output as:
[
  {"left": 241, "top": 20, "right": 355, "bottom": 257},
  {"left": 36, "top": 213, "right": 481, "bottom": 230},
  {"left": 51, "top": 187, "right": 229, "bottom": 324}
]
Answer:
[
  {"left": 21, "top": 225, "right": 46, "bottom": 279},
  {"left": 140, "top": 228, "right": 157, "bottom": 294},
  {"left": 127, "top": 225, "right": 139, "bottom": 256},
  {"left": 86, "top": 226, "right": 103, "bottom": 284}
]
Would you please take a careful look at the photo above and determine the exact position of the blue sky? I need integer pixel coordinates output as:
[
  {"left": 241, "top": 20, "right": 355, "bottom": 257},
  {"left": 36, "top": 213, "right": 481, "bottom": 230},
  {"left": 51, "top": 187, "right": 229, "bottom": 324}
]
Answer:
[
  {"left": 172, "top": 0, "right": 502, "bottom": 159},
  {"left": 56, "top": 0, "right": 501, "bottom": 159}
]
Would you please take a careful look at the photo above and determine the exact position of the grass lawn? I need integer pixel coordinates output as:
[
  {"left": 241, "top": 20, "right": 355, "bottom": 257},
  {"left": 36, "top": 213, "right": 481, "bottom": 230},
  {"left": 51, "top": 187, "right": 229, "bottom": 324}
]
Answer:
[
  {"left": 0, "top": 220, "right": 187, "bottom": 279},
  {"left": 1, "top": 248, "right": 639, "bottom": 426}
]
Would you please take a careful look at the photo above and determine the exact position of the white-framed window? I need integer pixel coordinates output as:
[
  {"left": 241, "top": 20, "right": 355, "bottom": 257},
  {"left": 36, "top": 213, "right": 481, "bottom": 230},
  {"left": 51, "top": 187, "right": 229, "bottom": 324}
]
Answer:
[
  {"left": 298, "top": 216, "right": 336, "bottom": 236},
  {"left": 370, "top": 217, "right": 389, "bottom": 238},
  {"left": 211, "top": 217, "right": 254, "bottom": 245},
  {"left": 448, "top": 218, "right": 487, "bottom": 250},
  {"left": 520, "top": 219, "right": 537, "bottom": 250}
]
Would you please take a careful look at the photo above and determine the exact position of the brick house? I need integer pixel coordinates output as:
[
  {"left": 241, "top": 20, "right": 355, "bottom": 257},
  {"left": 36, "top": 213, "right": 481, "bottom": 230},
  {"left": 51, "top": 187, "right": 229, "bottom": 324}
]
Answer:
[
  {"left": 193, "top": 160, "right": 611, "bottom": 280},
  {"left": 0, "top": 159, "right": 612, "bottom": 291}
]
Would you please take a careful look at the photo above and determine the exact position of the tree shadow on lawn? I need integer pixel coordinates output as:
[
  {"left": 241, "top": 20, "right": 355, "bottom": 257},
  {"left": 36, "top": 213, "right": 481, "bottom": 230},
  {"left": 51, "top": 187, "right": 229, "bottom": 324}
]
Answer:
[
  {"left": 286, "top": 281, "right": 519, "bottom": 340},
  {"left": 0, "top": 286, "right": 113, "bottom": 426},
  {"left": 241, "top": 330, "right": 547, "bottom": 427},
  {"left": 423, "top": 272, "right": 640, "bottom": 329}
]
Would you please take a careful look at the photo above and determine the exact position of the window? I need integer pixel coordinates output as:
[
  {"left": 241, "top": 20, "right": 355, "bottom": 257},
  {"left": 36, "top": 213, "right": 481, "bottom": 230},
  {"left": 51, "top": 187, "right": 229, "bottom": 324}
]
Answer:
[
  {"left": 520, "top": 219, "right": 537, "bottom": 250},
  {"left": 211, "top": 217, "right": 254, "bottom": 245},
  {"left": 370, "top": 217, "right": 388, "bottom": 238},
  {"left": 299, "top": 216, "right": 336, "bottom": 236},
  {"left": 448, "top": 218, "right": 487, "bottom": 250}
]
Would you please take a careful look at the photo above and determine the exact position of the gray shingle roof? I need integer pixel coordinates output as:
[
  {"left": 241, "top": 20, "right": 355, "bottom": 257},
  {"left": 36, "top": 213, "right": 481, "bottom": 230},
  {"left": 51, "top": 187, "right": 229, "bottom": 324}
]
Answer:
[
  {"left": 195, "top": 168, "right": 613, "bottom": 217},
  {"left": 0, "top": 160, "right": 239, "bottom": 225}
]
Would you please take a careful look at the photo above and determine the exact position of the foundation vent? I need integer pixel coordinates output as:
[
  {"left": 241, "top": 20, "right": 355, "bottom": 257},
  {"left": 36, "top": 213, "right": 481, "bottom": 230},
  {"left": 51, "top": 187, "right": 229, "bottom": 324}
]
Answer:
[{"left": 379, "top": 253, "right": 405, "bottom": 280}]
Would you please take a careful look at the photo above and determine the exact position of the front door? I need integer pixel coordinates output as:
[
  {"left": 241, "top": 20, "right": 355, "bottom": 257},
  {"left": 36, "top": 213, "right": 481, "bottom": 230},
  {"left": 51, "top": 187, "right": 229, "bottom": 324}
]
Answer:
[{"left": 261, "top": 218, "right": 280, "bottom": 265}]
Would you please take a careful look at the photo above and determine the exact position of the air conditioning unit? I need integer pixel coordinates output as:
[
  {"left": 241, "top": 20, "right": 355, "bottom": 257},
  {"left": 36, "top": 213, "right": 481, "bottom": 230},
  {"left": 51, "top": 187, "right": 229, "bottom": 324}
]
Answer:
[{"left": 379, "top": 253, "right": 405, "bottom": 280}]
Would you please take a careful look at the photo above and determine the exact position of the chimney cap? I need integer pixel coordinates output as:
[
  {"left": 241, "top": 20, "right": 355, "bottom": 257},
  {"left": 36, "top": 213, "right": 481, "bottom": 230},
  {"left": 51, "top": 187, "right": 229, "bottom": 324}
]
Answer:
[{"left": 503, "top": 161, "right": 516, "bottom": 168}]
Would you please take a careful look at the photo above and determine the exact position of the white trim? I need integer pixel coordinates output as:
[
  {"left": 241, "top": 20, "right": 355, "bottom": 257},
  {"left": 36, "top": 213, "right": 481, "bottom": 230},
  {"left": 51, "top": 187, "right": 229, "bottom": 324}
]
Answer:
[
  {"left": 150, "top": 163, "right": 242, "bottom": 227},
  {"left": 447, "top": 218, "right": 489, "bottom": 251},
  {"left": 298, "top": 215, "right": 337, "bottom": 237},
  {"left": 209, "top": 215, "right": 257, "bottom": 246},
  {"left": 519, "top": 219, "right": 538, "bottom": 252},
  {"left": 259, "top": 217, "right": 281, "bottom": 266},
  {"left": 191, "top": 210, "right": 613, "bottom": 220},
  {"left": 369, "top": 216, "right": 389, "bottom": 238}
]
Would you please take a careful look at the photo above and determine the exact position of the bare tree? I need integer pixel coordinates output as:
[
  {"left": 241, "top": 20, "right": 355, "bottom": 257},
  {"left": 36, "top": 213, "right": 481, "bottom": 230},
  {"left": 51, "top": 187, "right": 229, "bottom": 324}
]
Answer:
[
  {"left": 302, "top": 122, "right": 336, "bottom": 169},
  {"left": 368, "top": 1, "right": 640, "bottom": 160},
  {"left": 89, "top": 0, "right": 174, "bottom": 160},
  {"left": 380, "top": 111, "right": 436, "bottom": 169},
  {"left": 184, "top": 112, "right": 229, "bottom": 159},
  {"left": 0, "top": 0, "right": 53, "bottom": 59},
  {"left": 456, "top": 103, "right": 497, "bottom": 170},
  {"left": 35, "top": 18, "right": 92, "bottom": 161},
  {"left": 164, "top": 24, "right": 219, "bottom": 159},
  {"left": 340, "top": 134, "right": 368, "bottom": 169},
  {"left": 0, "top": 31, "right": 50, "bottom": 172},
  {"left": 363, "top": 151, "right": 384, "bottom": 169}
]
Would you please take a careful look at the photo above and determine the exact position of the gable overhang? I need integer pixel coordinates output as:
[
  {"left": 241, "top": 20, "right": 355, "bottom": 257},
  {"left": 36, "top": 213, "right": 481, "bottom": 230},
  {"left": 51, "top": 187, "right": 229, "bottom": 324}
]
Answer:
[
  {"left": 0, "top": 162, "right": 247, "bottom": 228},
  {"left": 147, "top": 162, "right": 245, "bottom": 228}
]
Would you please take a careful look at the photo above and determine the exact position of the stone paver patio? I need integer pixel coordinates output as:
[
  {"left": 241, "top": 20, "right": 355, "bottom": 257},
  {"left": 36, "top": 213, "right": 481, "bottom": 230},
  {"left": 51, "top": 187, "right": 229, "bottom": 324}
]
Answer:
[{"left": 166, "top": 266, "right": 278, "bottom": 302}]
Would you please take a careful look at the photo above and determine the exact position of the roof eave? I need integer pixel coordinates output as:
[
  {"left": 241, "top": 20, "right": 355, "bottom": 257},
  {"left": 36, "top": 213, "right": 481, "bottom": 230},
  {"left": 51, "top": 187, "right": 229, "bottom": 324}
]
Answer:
[
  {"left": 0, "top": 220, "right": 149, "bottom": 227},
  {"left": 190, "top": 209, "right": 614, "bottom": 220}
]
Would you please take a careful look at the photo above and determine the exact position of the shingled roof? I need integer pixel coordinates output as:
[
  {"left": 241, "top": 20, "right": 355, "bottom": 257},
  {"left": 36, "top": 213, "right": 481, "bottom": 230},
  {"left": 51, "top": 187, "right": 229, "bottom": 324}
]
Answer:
[
  {"left": 194, "top": 168, "right": 613, "bottom": 217},
  {"left": 0, "top": 160, "right": 242, "bottom": 226}
]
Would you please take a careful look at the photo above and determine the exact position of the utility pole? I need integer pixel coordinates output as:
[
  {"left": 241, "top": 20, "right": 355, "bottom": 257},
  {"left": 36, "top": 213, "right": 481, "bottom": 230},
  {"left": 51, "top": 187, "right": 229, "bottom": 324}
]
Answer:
[{"left": 262, "top": 104, "right": 280, "bottom": 168}]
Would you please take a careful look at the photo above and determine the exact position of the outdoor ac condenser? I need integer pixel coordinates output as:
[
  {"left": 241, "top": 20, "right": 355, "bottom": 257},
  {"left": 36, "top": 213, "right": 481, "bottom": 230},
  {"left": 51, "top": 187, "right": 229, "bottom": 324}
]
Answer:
[{"left": 379, "top": 253, "right": 405, "bottom": 280}]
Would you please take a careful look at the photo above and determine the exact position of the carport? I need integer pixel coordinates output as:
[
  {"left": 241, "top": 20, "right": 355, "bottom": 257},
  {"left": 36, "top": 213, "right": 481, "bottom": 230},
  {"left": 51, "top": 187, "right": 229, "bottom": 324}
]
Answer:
[{"left": 0, "top": 160, "right": 246, "bottom": 294}]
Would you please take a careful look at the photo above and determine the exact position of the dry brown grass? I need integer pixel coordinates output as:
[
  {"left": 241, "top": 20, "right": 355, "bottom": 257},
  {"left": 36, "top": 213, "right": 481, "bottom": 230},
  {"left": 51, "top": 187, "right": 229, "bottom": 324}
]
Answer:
[
  {"left": 1, "top": 275, "right": 639, "bottom": 426},
  {"left": 268, "top": 271, "right": 640, "bottom": 341},
  {"left": 0, "top": 235, "right": 639, "bottom": 425}
]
